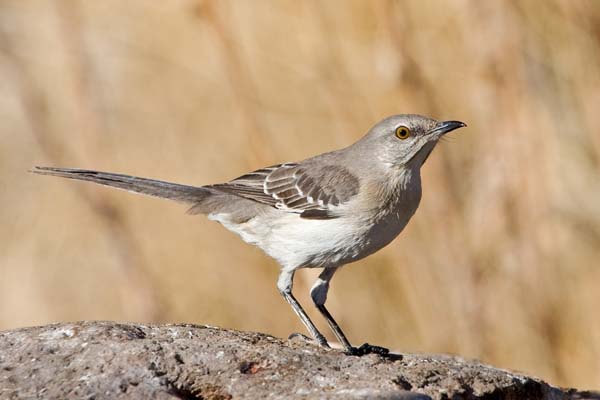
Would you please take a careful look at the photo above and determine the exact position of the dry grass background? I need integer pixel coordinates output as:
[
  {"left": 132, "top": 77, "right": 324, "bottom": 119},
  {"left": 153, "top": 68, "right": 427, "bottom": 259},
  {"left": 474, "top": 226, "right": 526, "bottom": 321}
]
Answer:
[{"left": 0, "top": 0, "right": 599, "bottom": 389}]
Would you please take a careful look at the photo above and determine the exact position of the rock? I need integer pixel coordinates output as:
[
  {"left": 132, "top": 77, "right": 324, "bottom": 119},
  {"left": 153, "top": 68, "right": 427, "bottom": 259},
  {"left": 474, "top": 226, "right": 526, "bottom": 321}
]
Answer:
[{"left": 0, "top": 321, "right": 596, "bottom": 399}]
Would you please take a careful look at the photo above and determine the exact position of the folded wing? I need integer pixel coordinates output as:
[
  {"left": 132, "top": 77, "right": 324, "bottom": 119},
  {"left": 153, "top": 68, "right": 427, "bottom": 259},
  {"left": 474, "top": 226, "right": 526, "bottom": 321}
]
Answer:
[{"left": 209, "top": 163, "right": 360, "bottom": 219}]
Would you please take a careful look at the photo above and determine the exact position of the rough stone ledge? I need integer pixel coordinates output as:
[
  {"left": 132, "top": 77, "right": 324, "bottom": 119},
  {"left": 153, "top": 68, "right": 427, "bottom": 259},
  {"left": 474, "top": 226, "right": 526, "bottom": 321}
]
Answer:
[{"left": 0, "top": 321, "right": 597, "bottom": 399}]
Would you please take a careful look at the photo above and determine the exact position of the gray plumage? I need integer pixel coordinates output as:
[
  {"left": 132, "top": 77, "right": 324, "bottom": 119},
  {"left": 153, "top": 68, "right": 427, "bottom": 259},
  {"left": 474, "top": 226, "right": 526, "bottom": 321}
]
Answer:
[
  {"left": 32, "top": 114, "right": 466, "bottom": 355},
  {"left": 209, "top": 163, "right": 360, "bottom": 219}
]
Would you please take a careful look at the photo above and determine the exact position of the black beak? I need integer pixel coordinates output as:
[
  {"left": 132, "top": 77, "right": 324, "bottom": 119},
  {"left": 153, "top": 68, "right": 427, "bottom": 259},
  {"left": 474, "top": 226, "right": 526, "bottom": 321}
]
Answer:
[{"left": 431, "top": 120, "right": 467, "bottom": 135}]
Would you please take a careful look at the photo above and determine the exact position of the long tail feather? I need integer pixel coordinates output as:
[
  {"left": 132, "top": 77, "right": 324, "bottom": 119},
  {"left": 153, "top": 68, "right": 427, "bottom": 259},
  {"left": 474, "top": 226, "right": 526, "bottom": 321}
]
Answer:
[{"left": 32, "top": 166, "right": 211, "bottom": 204}]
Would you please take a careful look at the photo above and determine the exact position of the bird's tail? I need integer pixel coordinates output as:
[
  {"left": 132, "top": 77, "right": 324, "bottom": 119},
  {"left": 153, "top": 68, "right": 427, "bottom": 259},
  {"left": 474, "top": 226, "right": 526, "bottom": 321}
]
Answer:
[{"left": 32, "top": 166, "right": 212, "bottom": 204}]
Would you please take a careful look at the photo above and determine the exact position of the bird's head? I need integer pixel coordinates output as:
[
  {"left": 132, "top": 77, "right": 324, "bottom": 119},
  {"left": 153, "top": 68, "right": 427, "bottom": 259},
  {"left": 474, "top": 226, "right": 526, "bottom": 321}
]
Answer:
[{"left": 354, "top": 114, "right": 466, "bottom": 169}]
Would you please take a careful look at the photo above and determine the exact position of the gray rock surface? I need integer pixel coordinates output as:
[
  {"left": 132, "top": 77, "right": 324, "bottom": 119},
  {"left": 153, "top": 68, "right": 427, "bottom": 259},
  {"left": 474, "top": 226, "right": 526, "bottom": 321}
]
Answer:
[{"left": 0, "top": 321, "right": 596, "bottom": 399}]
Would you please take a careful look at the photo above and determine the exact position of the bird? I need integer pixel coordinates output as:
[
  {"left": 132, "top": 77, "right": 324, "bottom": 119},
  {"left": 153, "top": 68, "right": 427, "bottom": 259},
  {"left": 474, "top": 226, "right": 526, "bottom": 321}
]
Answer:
[{"left": 33, "top": 114, "right": 466, "bottom": 355}]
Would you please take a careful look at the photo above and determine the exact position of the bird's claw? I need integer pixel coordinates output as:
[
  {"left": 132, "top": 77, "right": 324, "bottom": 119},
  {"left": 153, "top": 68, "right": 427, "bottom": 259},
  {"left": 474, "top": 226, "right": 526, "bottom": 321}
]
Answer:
[
  {"left": 344, "top": 343, "right": 393, "bottom": 357},
  {"left": 288, "top": 332, "right": 330, "bottom": 348}
]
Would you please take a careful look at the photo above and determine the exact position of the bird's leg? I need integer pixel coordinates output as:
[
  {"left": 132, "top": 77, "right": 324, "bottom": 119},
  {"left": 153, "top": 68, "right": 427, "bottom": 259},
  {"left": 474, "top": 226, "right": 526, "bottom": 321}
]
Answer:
[
  {"left": 309, "top": 268, "right": 354, "bottom": 352},
  {"left": 277, "top": 269, "right": 329, "bottom": 348},
  {"left": 310, "top": 268, "right": 390, "bottom": 356}
]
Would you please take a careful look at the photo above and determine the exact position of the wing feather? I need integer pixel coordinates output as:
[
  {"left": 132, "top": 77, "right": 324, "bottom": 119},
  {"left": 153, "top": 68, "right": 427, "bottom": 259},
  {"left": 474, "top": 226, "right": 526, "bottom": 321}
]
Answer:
[{"left": 208, "top": 162, "right": 359, "bottom": 219}]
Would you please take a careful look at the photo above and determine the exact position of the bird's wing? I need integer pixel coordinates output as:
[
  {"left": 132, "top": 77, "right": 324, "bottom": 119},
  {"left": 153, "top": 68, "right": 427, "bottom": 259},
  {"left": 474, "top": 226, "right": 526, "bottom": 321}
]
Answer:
[{"left": 208, "top": 163, "right": 360, "bottom": 219}]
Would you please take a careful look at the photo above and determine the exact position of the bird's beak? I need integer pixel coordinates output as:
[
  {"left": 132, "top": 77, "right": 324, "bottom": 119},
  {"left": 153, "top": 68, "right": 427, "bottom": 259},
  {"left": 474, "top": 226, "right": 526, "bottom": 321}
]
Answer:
[
  {"left": 410, "top": 120, "right": 466, "bottom": 166},
  {"left": 428, "top": 120, "right": 467, "bottom": 136}
]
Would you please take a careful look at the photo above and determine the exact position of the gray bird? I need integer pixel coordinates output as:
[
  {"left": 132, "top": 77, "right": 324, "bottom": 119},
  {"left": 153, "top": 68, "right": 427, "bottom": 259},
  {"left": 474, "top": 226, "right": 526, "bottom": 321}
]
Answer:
[{"left": 33, "top": 114, "right": 465, "bottom": 355}]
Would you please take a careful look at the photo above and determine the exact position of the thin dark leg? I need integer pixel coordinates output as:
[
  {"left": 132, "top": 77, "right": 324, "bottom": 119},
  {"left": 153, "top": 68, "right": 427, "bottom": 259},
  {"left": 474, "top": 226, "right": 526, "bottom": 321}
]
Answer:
[
  {"left": 316, "top": 303, "right": 353, "bottom": 352},
  {"left": 278, "top": 269, "right": 329, "bottom": 348},
  {"left": 310, "top": 268, "right": 390, "bottom": 356},
  {"left": 317, "top": 304, "right": 390, "bottom": 356},
  {"left": 281, "top": 291, "right": 329, "bottom": 347},
  {"left": 310, "top": 268, "right": 353, "bottom": 351}
]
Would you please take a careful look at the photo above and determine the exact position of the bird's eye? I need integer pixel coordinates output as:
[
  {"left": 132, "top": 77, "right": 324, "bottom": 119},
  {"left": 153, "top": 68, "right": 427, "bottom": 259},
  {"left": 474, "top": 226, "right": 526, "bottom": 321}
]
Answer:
[{"left": 395, "top": 126, "right": 411, "bottom": 140}]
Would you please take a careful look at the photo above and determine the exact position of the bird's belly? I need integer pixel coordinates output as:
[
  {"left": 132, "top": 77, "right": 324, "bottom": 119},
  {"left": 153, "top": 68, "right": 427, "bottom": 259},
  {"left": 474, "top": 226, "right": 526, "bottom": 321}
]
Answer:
[{"left": 214, "top": 206, "right": 415, "bottom": 269}]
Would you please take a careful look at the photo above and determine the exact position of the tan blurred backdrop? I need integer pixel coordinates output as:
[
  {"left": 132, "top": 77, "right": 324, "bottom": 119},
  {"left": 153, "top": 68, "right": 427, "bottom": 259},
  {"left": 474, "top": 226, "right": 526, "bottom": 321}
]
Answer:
[{"left": 1, "top": 0, "right": 599, "bottom": 389}]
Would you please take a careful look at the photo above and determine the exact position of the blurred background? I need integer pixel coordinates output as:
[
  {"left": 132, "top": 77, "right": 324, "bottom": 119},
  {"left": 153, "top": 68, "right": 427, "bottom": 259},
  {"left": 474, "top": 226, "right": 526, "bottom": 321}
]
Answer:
[{"left": 1, "top": 0, "right": 599, "bottom": 389}]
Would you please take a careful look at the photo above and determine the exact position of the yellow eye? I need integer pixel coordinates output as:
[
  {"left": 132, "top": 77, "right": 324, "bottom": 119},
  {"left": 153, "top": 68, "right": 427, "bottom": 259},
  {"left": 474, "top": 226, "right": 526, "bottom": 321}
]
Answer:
[{"left": 395, "top": 126, "right": 411, "bottom": 140}]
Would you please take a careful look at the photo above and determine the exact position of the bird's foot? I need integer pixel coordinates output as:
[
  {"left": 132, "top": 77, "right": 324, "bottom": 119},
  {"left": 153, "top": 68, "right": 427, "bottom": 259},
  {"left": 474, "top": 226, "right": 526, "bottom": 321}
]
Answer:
[
  {"left": 345, "top": 343, "right": 401, "bottom": 360},
  {"left": 345, "top": 342, "right": 388, "bottom": 356},
  {"left": 288, "top": 332, "right": 330, "bottom": 349}
]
